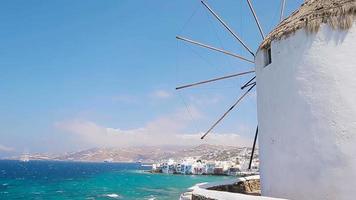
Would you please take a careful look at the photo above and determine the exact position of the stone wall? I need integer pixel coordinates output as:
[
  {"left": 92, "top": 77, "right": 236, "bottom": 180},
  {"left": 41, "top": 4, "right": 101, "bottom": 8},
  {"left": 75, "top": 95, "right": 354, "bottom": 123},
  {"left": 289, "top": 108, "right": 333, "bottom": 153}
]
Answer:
[
  {"left": 207, "top": 179, "right": 260, "bottom": 195},
  {"left": 191, "top": 178, "right": 261, "bottom": 200},
  {"left": 192, "top": 194, "right": 216, "bottom": 200}
]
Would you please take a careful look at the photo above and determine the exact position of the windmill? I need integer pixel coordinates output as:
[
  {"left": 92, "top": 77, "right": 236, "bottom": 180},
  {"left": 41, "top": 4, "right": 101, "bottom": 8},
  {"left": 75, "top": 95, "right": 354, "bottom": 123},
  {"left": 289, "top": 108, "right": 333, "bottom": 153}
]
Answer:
[
  {"left": 175, "top": 0, "right": 287, "bottom": 170},
  {"left": 176, "top": 0, "right": 356, "bottom": 199}
]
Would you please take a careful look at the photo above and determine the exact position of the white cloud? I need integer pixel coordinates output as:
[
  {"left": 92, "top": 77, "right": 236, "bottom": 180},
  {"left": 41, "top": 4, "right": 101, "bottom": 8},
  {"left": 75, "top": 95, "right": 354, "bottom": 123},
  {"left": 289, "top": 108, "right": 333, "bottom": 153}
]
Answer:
[
  {"left": 151, "top": 90, "right": 172, "bottom": 99},
  {"left": 55, "top": 108, "right": 250, "bottom": 148},
  {"left": 0, "top": 144, "right": 14, "bottom": 152}
]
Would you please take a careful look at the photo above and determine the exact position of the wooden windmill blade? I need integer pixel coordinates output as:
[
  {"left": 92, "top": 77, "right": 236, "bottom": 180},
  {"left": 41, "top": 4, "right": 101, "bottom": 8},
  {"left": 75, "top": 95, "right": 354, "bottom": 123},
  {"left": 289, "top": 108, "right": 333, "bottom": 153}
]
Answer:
[
  {"left": 248, "top": 126, "right": 258, "bottom": 170},
  {"left": 176, "top": 70, "right": 255, "bottom": 90},
  {"left": 280, "top": 0, "right": 286, "bottom": 22},
  {"left": 175, "top": 0, "right": 270, "bottom": 172},
  {"left": 176, "top": 36, "right": 254, "bottom": 63},
  {"left": 241, "top": 76, "right": 256, "bottom": 90},
  {"left": 200, "top": 0, "right": 255, "bottom": 57},
  {"left": 201, "top": 83, "right": 256, "bottom": 139},
  {"left": 243, "top": 81, "right": 257, "bottom": 89},
  {"left": 246, "top": 0, "right": 265, "bottom": 39}
]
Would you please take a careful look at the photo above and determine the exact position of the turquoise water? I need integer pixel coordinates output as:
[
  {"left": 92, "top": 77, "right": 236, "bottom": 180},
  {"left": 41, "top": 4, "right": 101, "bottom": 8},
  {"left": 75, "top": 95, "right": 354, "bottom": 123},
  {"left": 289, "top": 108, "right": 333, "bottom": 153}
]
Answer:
[{"left": 0, "top": 160, "right": 233, "bottom": 200}]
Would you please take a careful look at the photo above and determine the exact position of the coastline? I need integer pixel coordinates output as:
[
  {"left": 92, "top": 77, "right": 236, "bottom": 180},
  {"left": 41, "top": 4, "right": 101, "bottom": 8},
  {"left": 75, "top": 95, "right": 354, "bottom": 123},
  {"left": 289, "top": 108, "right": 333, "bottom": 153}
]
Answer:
[
  {"left": 0, "top": 160, "right": 231, "bottom": 200},
  {"left": 0, "top": 158, "right": 154, "bottom": 164}
]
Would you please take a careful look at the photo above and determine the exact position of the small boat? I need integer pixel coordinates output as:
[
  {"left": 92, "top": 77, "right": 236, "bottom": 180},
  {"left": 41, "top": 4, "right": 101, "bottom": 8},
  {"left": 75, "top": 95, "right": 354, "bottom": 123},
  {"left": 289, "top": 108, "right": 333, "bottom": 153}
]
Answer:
[
  {"left": 103, "top": 158, "right": 113, "bottom": 163},
  {"left": 19, "top": 154, "right": 30, "bottom": 162}
]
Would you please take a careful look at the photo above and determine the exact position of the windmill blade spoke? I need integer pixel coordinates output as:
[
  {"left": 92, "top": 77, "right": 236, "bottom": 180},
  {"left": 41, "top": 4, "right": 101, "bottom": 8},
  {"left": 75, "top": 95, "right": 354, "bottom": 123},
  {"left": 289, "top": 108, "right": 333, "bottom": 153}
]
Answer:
[
  {"left": 201, "top": 0, "right": 255, "bottom": 57},
  {"left": 246, "top": 0, "right": 265, "bottom": 39},
  {"left": 201, "top": 83, "right": 256, "bottom": 139},
  {"left": 248, "top": 126, "right": 258, "bottom": 170},
  {"left": 176, "top": 36, "right": 254, "bottom": 63},
  {"left": 176, "top": 70, "right": 255, "bottom": 90},
  {"left": 280, "top": 0, "right": 286, "bottom": 22},
  {"left": 241, "top": 76, "right": 256, "bottom": 90},
  {"left": 243, "top": 81, "right": 256, "bottom": 89}
]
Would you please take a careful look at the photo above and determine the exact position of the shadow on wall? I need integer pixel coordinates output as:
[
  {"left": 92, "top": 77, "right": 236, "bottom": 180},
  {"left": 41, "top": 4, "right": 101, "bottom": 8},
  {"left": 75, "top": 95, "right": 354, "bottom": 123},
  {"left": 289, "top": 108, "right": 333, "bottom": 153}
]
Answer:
[{"left": 323, "top": 23, "right": 350, "bottom": 45}]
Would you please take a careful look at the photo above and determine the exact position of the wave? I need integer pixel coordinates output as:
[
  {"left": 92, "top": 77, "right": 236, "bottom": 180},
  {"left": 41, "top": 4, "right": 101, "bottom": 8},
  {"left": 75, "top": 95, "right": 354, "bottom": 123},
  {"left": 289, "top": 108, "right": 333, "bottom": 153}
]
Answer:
[
  {"left": 146, "top": 195, "right": 157, "bottom": 200},
  {"left": 104, "top": 193, "right": 122, "bottom": 199}
]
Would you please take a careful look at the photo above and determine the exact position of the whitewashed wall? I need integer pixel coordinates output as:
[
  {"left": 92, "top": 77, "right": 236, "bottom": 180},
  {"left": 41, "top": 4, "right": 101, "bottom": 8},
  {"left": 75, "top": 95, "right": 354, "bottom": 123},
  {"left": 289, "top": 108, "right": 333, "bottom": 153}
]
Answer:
[
  {"left": 188, "top": 176, "right": 286, "bottom": 200},
  {"left": 255, "top": 22, "right": 356, "bottom": 200}
]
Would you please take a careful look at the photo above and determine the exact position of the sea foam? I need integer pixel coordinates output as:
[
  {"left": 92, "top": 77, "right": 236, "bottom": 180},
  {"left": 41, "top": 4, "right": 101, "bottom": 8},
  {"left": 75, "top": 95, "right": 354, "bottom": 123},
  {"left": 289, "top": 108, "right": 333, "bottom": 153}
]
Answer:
[{"left": 104, "top": 193, "right": 122, "bottom": 199}]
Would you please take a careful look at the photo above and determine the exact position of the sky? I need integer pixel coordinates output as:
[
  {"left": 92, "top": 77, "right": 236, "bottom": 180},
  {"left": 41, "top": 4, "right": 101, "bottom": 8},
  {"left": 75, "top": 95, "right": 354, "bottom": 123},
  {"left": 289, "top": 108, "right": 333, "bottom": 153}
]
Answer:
[{"left": 0, "top": 0, "right": 304, "bottom": 156}]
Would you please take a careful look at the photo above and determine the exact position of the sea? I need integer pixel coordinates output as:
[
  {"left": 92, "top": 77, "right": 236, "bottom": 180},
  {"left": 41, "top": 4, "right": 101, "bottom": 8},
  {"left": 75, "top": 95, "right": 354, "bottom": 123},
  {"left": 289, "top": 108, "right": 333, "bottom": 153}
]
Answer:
[{"left": 0, "top": 160, "right": 233, "bottom": 200}]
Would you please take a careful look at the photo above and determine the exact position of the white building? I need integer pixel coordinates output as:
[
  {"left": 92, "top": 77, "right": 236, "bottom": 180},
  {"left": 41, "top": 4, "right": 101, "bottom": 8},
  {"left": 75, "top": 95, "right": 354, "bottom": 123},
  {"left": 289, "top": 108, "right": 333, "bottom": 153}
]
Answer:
[
  {"left": 176, "top": 163, "right": 182, "bottom": 174},
  {"left": 192, "top": 160, "right": 205, "bottom": 175},
  {"left": 204, "top": 162, "right": 216, "bottom": 175},
  {"left": 161, "top": 159, "right": 176, "bottom": 174},
  {"left": 255, "top": 0, "right": 356, "bottom": 199},
  {"left": 180, "top": 159, "right": 194, "bottom": 175},
  {"left": 161, "top": 163, "right": 169, "bottom": 174}
]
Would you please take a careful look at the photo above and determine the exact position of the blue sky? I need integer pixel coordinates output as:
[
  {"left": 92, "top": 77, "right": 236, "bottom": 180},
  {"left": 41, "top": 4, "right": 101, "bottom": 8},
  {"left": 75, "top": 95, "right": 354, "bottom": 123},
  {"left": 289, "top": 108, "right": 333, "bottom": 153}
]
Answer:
[{"left": 0, "top": 0, "right": 303, "bottom": 156}]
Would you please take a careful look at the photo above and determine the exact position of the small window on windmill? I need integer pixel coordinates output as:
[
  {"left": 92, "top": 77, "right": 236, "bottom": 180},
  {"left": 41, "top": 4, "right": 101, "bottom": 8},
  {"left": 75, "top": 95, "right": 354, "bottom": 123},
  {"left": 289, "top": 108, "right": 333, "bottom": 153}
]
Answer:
[{"left": 264, "top": 45, "right": 272, "bottom": 67}]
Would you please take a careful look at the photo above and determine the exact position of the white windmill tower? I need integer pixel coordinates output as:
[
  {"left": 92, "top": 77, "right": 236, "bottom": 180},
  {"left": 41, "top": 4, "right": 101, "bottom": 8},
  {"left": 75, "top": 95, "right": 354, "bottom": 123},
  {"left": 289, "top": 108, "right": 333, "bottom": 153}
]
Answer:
[
  {"left": 256, "top": 0, "right": 356, "bottom": 199},
  {"left": 176, "top": 0, "right": 356, "bottom": 199}
]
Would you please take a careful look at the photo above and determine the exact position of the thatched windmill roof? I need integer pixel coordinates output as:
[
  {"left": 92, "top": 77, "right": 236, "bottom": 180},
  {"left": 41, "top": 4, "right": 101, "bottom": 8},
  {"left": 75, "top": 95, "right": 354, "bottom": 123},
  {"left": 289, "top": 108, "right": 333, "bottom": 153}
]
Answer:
[{"left": 260, "top": 0, "right": 356, "bottom": 48}]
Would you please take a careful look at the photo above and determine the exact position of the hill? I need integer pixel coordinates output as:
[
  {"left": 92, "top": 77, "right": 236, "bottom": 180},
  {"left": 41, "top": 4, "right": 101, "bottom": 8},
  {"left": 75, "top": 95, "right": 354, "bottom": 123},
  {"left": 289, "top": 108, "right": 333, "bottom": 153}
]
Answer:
[{"left": 9, "top": 144, "right": 257, "bottom": 163}]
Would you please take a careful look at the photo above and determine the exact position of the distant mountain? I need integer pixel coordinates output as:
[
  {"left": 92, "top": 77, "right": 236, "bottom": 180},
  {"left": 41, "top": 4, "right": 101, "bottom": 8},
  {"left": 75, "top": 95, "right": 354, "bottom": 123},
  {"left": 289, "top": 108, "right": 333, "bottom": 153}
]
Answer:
[
  {"left": 54, "top": 146, "right": 183, "bottom": 163},
  {"left": 8, "top": 144, "right": 257, "bottom": 163}
]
